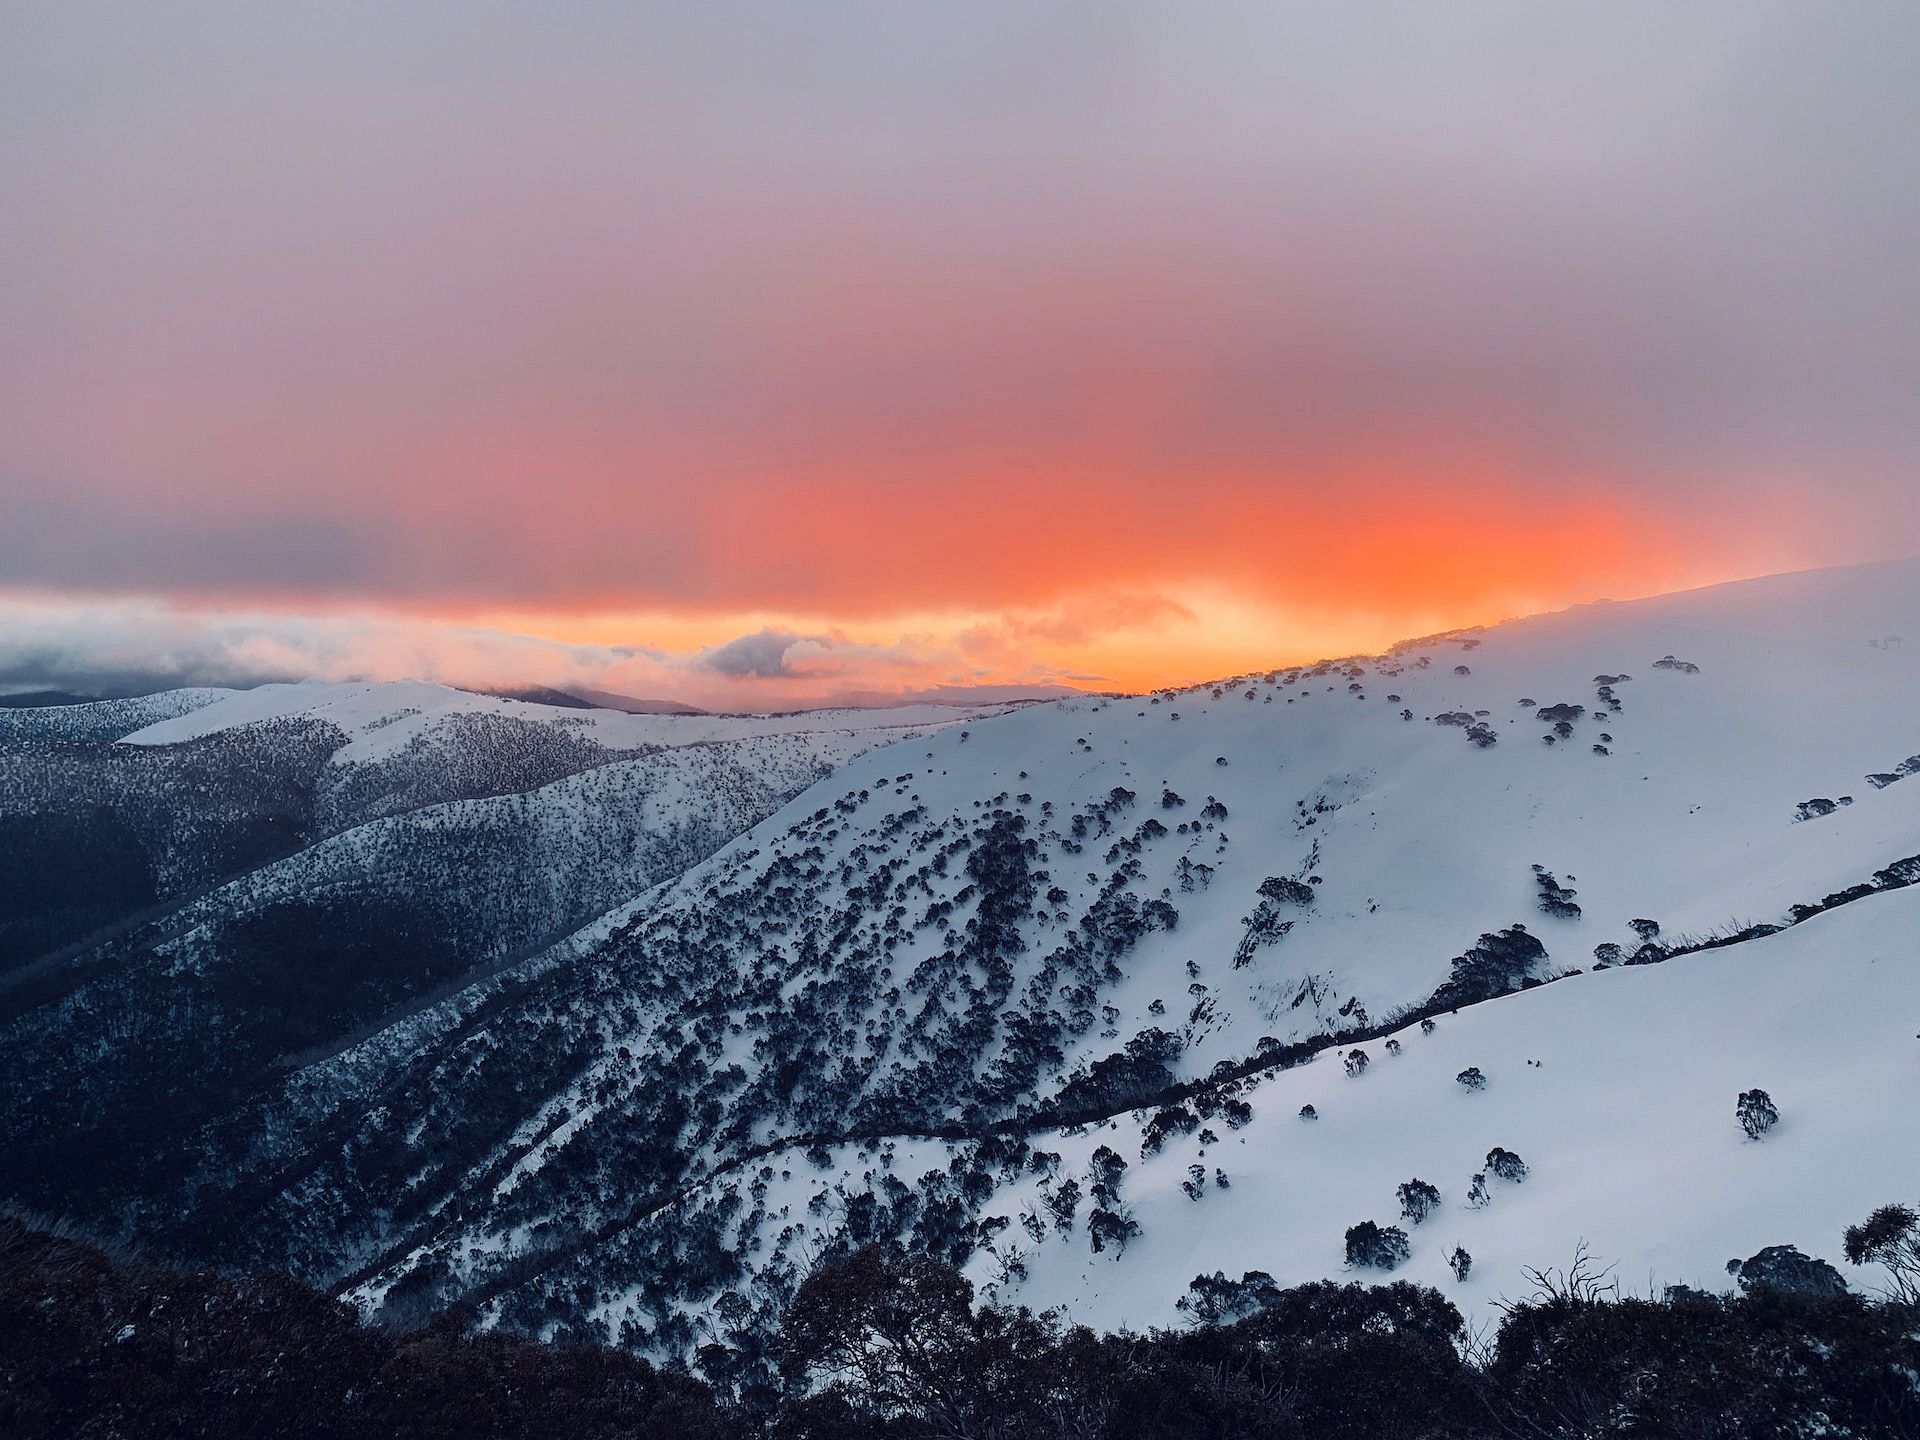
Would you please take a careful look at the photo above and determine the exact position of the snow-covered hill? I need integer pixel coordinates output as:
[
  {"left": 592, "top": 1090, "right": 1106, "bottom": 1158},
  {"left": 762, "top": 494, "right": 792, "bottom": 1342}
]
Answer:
[
  {"left": 0, "top": 687, "right": 234, "bottom": 744},
  {"left": 978, "top": 883, "right": 1920, "bottom": 1327},
  {"left": 7, "top": 561, "right": 1918, "bottom": 1355},
  {"left": 147, "top": 561, "right": 1920, "bottom": 1345},
  {"left": 117, "top": 678, "right": 1015, "bottom": 762},
  {"left": 0, "top": 681, "right": 1010, "bottom": 964},
  {"left": 0, "top": 686, "right": 1001, "bottom": 1228}
]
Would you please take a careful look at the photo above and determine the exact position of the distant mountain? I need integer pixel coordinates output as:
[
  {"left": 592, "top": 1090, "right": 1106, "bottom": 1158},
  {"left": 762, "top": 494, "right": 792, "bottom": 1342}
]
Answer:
[
  {"left": 0, "top": 684, "right": 1007, "bottom": 1184},
  {"left": 5, "top": 561, "right": 1918, "bottom": 1361},
  {"left": 0, "top": 689, "right": 111, "bottom": 709},
  {"left": 557, "top": 684, "right": 709, "bottom": 715},
  {"left": 473, "top": 684, "right": 709, "bottom": 715},
  {"left": 824, "top": 682, "right": 1094, "bottom": 708}
]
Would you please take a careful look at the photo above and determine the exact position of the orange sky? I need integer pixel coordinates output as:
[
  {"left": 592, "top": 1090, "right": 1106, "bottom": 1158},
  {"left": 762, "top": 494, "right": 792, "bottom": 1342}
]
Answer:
[{"left": 1, "top": 4, "right": 1912, "bottom": 704}]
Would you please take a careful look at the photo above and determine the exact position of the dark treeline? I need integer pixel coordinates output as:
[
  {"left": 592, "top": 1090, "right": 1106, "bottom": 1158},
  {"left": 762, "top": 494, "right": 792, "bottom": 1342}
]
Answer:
[{"left": 5, "top": 1215, "right": 1918, "bottom": 1439}]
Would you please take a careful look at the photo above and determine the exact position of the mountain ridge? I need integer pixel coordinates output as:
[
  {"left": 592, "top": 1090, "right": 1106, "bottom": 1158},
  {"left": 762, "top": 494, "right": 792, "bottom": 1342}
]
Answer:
[{"left": 5, "top": 558, "right": 1918, "bottom": 1357}]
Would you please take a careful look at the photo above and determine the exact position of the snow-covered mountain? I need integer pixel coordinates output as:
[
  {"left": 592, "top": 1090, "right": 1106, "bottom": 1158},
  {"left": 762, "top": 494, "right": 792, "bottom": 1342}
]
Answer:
[
  {"left": 5, "top": 561, "right": 1918, "bottom": 1354},
  {"left": 1, "top": 680, "right": 1011, "bottom": 962},
  {"left": 0, "top": 684, "right": 1006, "bottom": 1230}
]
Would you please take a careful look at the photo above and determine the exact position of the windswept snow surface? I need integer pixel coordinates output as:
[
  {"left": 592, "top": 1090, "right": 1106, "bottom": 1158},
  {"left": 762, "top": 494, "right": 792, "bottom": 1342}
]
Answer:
[{"left": 991, "top": 886, "right": 1920, "bottom": 1327}]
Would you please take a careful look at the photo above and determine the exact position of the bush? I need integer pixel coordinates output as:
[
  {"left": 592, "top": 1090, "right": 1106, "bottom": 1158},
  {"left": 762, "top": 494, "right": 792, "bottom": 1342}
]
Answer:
[
  {"left": 1087, "top": 1207, "right": 1140, "bottom": 1256},
  {"left": 1257, "top": 876, "right": 1315, "bottom": 906},
  {"left": 1432, "top": 926, "right": 1547, "bottom": 1008},
  {"left": 1737, "top": 1088, "right": 1779, "bottom": 1140},
  {"left": 12, "top": 1217, "right": 1920, "bottom": 1440},
  {"left": 1344, "top": 1220, "right": 1411, "bottom": 1271},
  {"left": 1486, "top": 1148, "right": 1529, "bottom": 1182},
  {"left": 1456, "top": 1067, "right": 1487, "bottom": 1091},
  {"left": 1397, "top": 1179, "right": 1442, "bottom": 1225},
  {"left": 1733, "top": 1244, "right": 1848, "bottom": 1298},
  {"left": 1843, "top": 1202, "right": 1920, "bottom": 1303}
]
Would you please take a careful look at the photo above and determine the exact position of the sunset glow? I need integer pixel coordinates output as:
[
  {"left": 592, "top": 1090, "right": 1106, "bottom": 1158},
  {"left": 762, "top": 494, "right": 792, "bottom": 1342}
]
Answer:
[{"left": 3, "top": 3, "right": 1914, "bottom": 706}]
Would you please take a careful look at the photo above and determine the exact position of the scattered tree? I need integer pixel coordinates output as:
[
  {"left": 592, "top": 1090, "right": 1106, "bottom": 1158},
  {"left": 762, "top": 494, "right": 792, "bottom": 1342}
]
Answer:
[
  {"left": 1737, "top": 1088, "right": 1779, "bottom": 1141},
  {"left": 1398, "top": 1179, "right": 1443, "bottom": 1225},
  {"left": 1843, "top": 1202, "right": 1920, "bottom": 1303},
  {"left": 1087, "top": 1207, "right": 1140, "bottom": 1256},
  {"left": 1344, "top": 1220, "right": 1412, "bottom": 1271},
  {"left": 1486, "top": 1148, "right": 1529, "bottom": 1182},
  {"left": 1733, "top": 1245, "right": 1847, "bottom": 1298}
]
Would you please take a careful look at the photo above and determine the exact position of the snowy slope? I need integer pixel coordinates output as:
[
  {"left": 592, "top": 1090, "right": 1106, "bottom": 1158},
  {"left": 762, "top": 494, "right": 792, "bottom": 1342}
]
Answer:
[
  {"left": 0, "top": 707, "right": 985, "bottom": 1224},
  {"left": 981, "top": 885, "right": 1920, "bottom": 1327},
  {"left": 119, "top": 679, "right": 1016, "bottom": 763},
  {"left": 12, "top": 560, "right": 1919, "bottom": 1358},
  {"left": 148, "top": 724, "right": 961, "bottom": 974},
  {"left": 0, "top": 687, "right": 235, "bottom": 743},
  {"left": 162, "top": 557, "right": 1911, "bottom": 1353}
]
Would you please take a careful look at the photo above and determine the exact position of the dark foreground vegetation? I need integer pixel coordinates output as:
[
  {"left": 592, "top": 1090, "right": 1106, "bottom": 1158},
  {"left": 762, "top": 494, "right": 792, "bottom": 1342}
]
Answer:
[{"left": 5, "top": 1216, "right": 1917, "bottom": 1440}]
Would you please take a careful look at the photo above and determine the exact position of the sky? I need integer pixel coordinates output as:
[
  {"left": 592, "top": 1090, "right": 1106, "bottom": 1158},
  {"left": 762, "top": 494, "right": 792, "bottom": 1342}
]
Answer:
[{"left": 3, "top": 2, "right": 1918, "bottom": 708}]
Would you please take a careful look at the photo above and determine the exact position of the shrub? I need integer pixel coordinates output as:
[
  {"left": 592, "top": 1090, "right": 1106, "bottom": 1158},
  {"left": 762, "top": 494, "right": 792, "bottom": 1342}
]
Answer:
[
  {"left": 1398, "top": 1179, "right": 1442, "bottom": 1225},
  {"left": 1486, "top": 1148, "right": 1529, "bottom": 1182},
  {"left": 1344, "top": 1220, "right": 1412, "bottom": 1271},
  {"left": 1733, "top": 1245, "right": 1847, "bottom": 1297},
  {"left": 1257, "top": 875, "right": 1315, "bottom": 906},
  {"left": 1177, "top": 1269, "right": 1283, "bottom": 1323},
  {"left": 1736, "top": 1088, "right": 1779, "bottom": 1140},
  {"left": 1087, "top": 1207, "right": 1140, "bottom": 1255},
  {"left": 1843, "top": 1203, "right": 1920, "bottom": 1303},
  {"left": 1456, "top": 1067, "right": 1487, "bottom": 1092},
  {"left": 1432, "top": 926, "right": 1547, "bottom": 1008}
]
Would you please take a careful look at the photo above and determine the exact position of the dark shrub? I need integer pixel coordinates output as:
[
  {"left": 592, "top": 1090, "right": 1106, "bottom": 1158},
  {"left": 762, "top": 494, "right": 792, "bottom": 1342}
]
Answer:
[
  {"left": 1486, "top": 1147, "right": 1529, "bottom": 1182},
  {"left": 1737, "top": 1088, "right": 1779, "bottom": 1140},
  {"left": 1735, "top": 1245, "right": 1848, "bottom": 1298},
  {"left": 1344, "top": 1221, "right": 1411, "bottom": 1271},
  {"left": 1397, "top": 1179, "right": 1442, "bottom": 1225}
]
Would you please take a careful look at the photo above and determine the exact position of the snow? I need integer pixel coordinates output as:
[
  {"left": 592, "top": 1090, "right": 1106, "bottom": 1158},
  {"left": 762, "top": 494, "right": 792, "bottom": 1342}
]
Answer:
[
  {"left": 0, "top": 686, "right": 235, "bottom": 743},
  {"left": 663, "top": 555, "right": 1920, "bottom": 1099},
  {"left": 134, "top": 556, "right": 1920, "bottom": 1347},
  {"left": 996, "top": 885, "right": 1920, "bottom": 1327},
  {"left": 116, "top": 678, "right": 1018, "bottom": 762},
  {"left": 640, "top": 556, "right": 1920, "bottom": 1333}
]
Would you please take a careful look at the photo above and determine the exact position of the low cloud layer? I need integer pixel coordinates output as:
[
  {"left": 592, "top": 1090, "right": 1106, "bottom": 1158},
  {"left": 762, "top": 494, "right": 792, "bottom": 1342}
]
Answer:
[{"left": 0, "top": 596, "right": 1105, "bottom": 711}]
